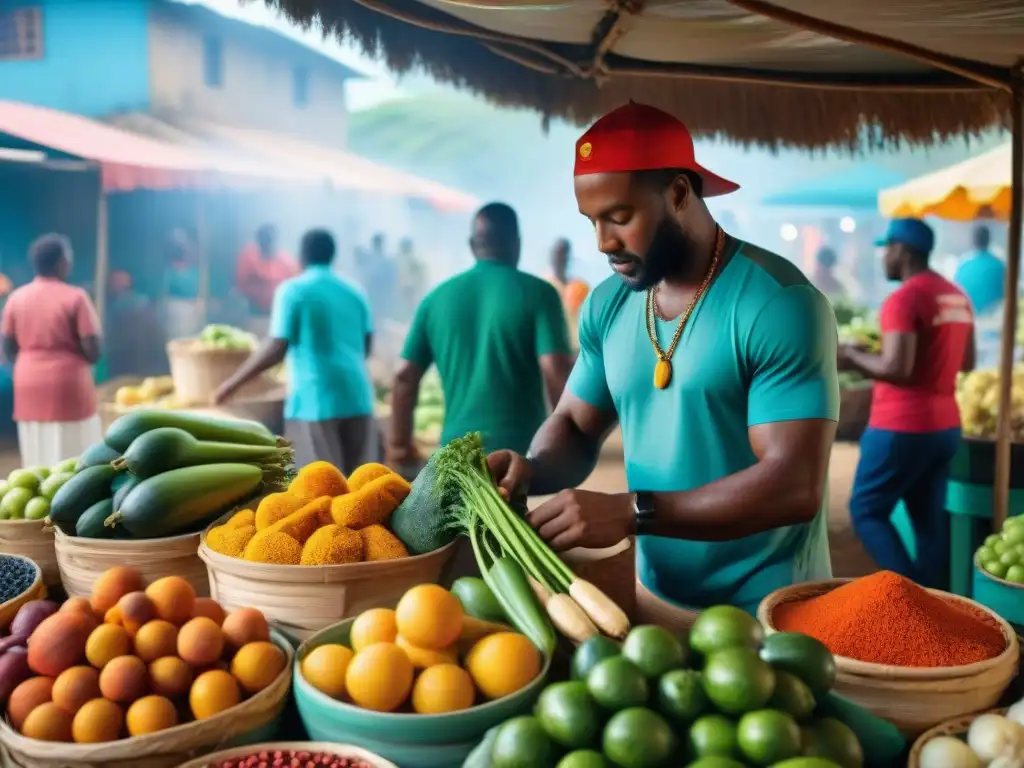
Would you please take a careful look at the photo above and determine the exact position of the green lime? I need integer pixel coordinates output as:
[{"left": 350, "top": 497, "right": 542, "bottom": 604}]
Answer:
[
  {"left": 985, "top": 534, "right": 1002, "bottom": 547},
  {"left": 6, "top": 469, "right": 38, "bottom": 494},
  {"left": 556, "top": 751, "right": 609, "bottom": 768},
  {"left": 602, "top": 707, "right": 677, "bottom": 768},
  {"left": 39, "top": 472, "right": 74, "bottom": 502},
  {"left": 702, "top": 647, "right": 775, "bottom": 715},
  {"left": 657, "top": 668, "right": 707, "bottom": 724},
  {"left": 760, "top": 632, "right": 836, "bottom": 697},
  {"left": 52, "top": 458, "right": 78, "bottom": 475},
  {"left": 622, "top": 625, "right": 687, "bottom": 678},
  {"left": 0, "top": 487, "right": 34, "bottom": 520},
  {"left": 24, "top": 497, "right": 49, "bottom": 521},
  {"left": 994, "top": 540, "right": 1010, "bottom": 555},
  {"left": 1004, "top": 526, "right": 1024, "bottom": 545},
  {"left": 572, "top": 636, "right": 621, "bottom": 681},
  {"left": 976, "top": 546, "right": 995, "bottom": 563},
  {"left": 450, "top": 576, "right": 506, "bottom": 623},
  {"left": 690, "top": 605, "right": 764, "bottom": 656},
  {"left": 0, "top": 480, "right": 9, "bottom": 499},
  {"left": 586, "top": 657, "right": 649, "bottom": 711},
  {"left": 689, "top": 714, "right": 738, "bottom": 758},
  {"left": 984, "top": 559, "right": 1009, "bottom": 579},
  {"left": 772, "top": 760, "right": 844, "bottom": 768},
  {"left": 491, "top": 716, "right": 559, "bottom": 768},
  {"left": 685, "top": 759, "right": 747, "bottom": 768},
  {"left": 536, "top": 681, "right": 602, "bottom": 750},
  {"left": 768, "top": 670, "right": 816, "bottom": 721},
  {"left": 737, "top": 709, "right": 801, "bottom": 765},
  {"left": 1006, "top": 565, "right": 1024, "bottom": 584},
  {"left": 801, "top": 718, "right": 864, "bottom": 768},
  {"left": 30, "top": 466, "right": 49, "bottom": 482},
  {"left": 1001, "top": 549, "right": 1021, "bottom": 567}
]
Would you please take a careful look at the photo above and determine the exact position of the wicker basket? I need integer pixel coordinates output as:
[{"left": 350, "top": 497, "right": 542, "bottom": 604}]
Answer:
[
  {"left": 166, "top": 339, "right": 268, "bottom": 407},
  {"left": 758, "top": 580, "right": 1020, "bottom": 736},
  {"left": 836, "top": 382, "right": 874, "bottom": 442},
  {"left": 907, "top": 708, "right": 1006, "bottom": 768},
  {"left": 173, "top": 741, "right": 398, "bottom": 768},
  {"left": 0, "top": 520, "right": 58, "bottom": 586},
  {"left": 198, "top": 525, "right": 458, "bottom": 641},
  {"left": 0, "top": 630, "right": 293, "bottom": 768},
  {"left": 0, "top": 555, "right": 44, "bottom": 631},
  {"left": 54, "top": 528, "right": 209, "bottom": 599}
]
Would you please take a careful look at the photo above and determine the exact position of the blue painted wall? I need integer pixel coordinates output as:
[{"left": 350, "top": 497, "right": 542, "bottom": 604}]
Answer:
[{"left": 0, "top": 0, "right": 150, "bottom": 116}]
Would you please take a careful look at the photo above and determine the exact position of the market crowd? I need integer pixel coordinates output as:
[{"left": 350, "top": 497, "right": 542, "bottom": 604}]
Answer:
[{"left": 0, "top": 100, "right": 997, "bottom": 618}]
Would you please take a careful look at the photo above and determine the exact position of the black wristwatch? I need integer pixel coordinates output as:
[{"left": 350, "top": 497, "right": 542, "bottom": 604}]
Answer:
[{"left": 633, "top": 491, "right": 657, "bottom": 536}]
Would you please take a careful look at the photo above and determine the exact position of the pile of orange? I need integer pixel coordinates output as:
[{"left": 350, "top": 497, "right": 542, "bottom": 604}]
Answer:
[
  {"left": 300, "top": 583, "right": 542, "bottom": 715},
  {"left": 9, "top": 566, "right": 287, "bottom": 743}
]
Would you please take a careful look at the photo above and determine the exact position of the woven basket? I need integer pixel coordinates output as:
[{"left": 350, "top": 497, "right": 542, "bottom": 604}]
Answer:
[
  {"left": 0, "top": 630, "right": 293, "bottom": 768},
  {"left": 54, "top": 528, "right": 209, "bottom": 599},
  {"left": 837, "top": 382, "right": 873, "bottom": 442},
  {"left": 0, "top": 555, "right": 44, "bottom": 631},
  {"left": 907, "top": 708, "right": 1006, "bottom": 768},
  {"left": 758, "top": 579, "right": 1020, "bottom": 736},
  {"left": 173, "top": 741, "right": 398, "bottom": 768},
  {"left": 199, "top": 524, "right": 457, "bottom": 641},
  {"left": 0, "top": 520, "right": 58, "bottom": 585},
  {"left": 166, "top": 339, "right": 267, "bottom": 407}
]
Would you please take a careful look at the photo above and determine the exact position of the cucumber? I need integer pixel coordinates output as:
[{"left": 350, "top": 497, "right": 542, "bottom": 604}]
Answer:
[
  {"left": 112, "top": 473, "right": 141, "bottom": 510},
  {"left": 105, "top": 410, "right": 276, "bottom": 452},
  {"left": 49, "top": 464, "right": 118, "bottom": 533},
  {"left": 76, "top": 498, "right": 115, "bottom": 538},
  {"left": 112, "top": 427, "right": 291, "bottom": 478},
  {"left": 75, "top": 441, "right": 120, "bottom": 471},
  {"left": 107, "top": 463, "right": 268, "bottom": 539}
]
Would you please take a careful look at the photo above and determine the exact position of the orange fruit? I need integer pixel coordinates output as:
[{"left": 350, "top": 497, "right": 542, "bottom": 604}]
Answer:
[
  {"left": 177, "top": 617, "right": 224, "bottom": 667},
  {"left": 465, "top": 632, "right": 541, "bottom": 700},
  {"left": 344, "top": 642, "right": 413, "bottom": 712},
  {"left": 116, "top": 592, "right": 156, "bottom": 636},
  {"left": 134, "top": 620, "right": 178, "bottom": 663},
  {"left": 395, "top": 585, "right": 464, "bottom": 650},
  {"left": 72, "top": 698, "right": 123, "bottom": 743},
  {"left": 189, "top": 670, "right": 240, "bottom": 720},
  {"left": 231, "top": 641, "right": 286, "bottom": 694},
  {"left": 91, "top": 566, "right": 142, "bottom": 615},
  {"left": 191, "top": 597, "right": 226, "bottom": 625},
  {"left": 300, "top": 644, "right": 353, "bottom": 699},
  {"left": 126, "top": 695, "right": 178, "bottom": 736},
  {"left": 149, "top": 656, "right": 193, "bottom": 698},
  {"left": 221, "top": 608, "right": 269, "bottom": 648},
  {"left": 7, "top": 676, "right": 54, "bottom": 732},
  {"left": 144, "top": 576, "right": 196, "bottom": 625},
  {"left": 350, "top": 608, "right": 398, "bottom": 652},
  {"left": 85, "top": 623, "right": 130, "bottom": 669},
  {"left": 61, "top": 597, "right": 97, "bottom": 619},
  {"left": 51, "top": 666, "right": 101, "bottom": 715},
  {"left": 411, "top": 663, "right": 476, "bottom": 714},
  {"left": 395, "top": 635, "right": 458, "bottom": 669},
  {"left": 21, "top": 701, "right": 72, "bottom": 741},
  {"left": 98, "top": 655, "right": 148, "bottom": 704}
]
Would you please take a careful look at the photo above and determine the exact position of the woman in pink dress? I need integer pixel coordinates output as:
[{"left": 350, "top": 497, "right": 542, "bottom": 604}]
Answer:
[{"left": 1, "top": 234, "right": 103, "bottom": 467}]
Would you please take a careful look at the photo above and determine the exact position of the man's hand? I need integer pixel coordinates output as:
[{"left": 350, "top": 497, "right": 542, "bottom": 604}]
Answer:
[
  {"left": 486, "top": 450, "right": 532, "bottom": 504},
  {"left": 212, "top": 381, "right": 236, "bottom": 406},
  {"left": 837, "top": 343, "right": 859, "bottom": 371},
  {"left": 387, "top": 442, "right": 422, "bottom": 468},
  {"left": 527, "top": 490, "right": 635, "bottom": 551}
]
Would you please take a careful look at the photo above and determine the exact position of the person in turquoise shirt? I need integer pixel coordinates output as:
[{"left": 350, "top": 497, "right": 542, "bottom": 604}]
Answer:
[
  {"left": 954, "top": 225, "right": 1005, "bottom": 315},
  {"left": 215, "top": 229, "right": 377, "bottom": 471},
  {"left": 488, "top": 102, "right": 840, "bottom": 615}
]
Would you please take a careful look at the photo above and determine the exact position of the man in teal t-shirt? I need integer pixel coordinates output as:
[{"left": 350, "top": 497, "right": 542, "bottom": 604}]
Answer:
[
  {"left": 488, "top": 103, "right": 840, "bottom": 614},
  {"left": 388, "top": 203, "right": 573, "bottom": 464},
  {"left": 954, "top": 224, "right": 1005, "bottom": 315}
]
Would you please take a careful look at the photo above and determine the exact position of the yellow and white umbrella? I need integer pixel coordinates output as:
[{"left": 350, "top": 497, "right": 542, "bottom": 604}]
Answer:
[{"left": 878, "top": 142, "right": 1010, "bottom": 221}]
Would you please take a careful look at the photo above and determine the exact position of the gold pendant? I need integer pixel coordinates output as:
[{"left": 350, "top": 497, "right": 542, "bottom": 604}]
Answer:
[{"left": 654, "top": 359, "right": 672, "bottom": 390}]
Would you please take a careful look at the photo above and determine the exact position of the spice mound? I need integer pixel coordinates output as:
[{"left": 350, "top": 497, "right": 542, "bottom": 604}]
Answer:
[{"left": 773, "top": 571, "right": 1005, "bottom": 667}]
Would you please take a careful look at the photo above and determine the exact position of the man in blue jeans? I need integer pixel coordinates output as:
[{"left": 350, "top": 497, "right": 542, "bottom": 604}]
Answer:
[{"left": 840, "top": 219, "right": 976, "bottom": 587}]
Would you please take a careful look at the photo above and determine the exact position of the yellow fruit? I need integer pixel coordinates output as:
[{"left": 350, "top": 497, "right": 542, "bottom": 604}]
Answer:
[
  {"left": 126, "top": 695, "right": 178, "bottom": 736},
  {"left": 51, "top": 666, "right": 101, "bottom": 715},
  {"left": 148, "top": 656, "right": 193, "bottom": 698},
  {"left": 21, "top": 701, "right": 73, "bottom": 741},
  {"left": 189, "top": 670, "right": 240, "bottom": 720},
  {"left": 395, "top": 585, "right": 464, "bottom": 651},
  {"left": 71, "top": 698, "right": 123, "bottom": 743},
  {"left": 465, "top": 632, "right": 541, "bottom": 700},
  {"left": 145, "top": 576, "right": 196, "bottom": 625},
  {"left": 222, "top": 608, "right": 270, "bottom": 649},
  {"left": 177, "top": 617, "right": 224, "bottom": 667},
  {"left": 85, "top": 623, "right": 130, "bottom": 669},
  {"left": 344, "top": 643, "right": 413, "bottom": 712},
  {"left": 411, "top": 664, "right": 476, "bottom": 714},
  {"left": 350, "top": 608, "right": 397, "bottom": 652},
  {"left": 98, "top": 655, "right": 148, "bottom": 704},
  {"left": 231, "top": 641, "right": 286, "bottom": 694},
  {"left": 395, "top": 635, "right": 458, "bottom": 668},
  {"left": 134, "top": 620, "right": 178, "bottom": 663},
  {"left": 300, "top": 644, "right": 353, "bottom": 699}
]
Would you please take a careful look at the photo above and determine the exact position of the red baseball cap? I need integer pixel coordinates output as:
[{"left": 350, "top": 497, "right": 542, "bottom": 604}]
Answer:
[{"left": 574, "top": 101, "right": 740, "bottom": 198}]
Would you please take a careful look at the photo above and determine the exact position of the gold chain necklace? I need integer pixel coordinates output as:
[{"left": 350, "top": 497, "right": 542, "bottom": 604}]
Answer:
[{"left": 645, "top": 226, "right": 725, "bottom": 390}]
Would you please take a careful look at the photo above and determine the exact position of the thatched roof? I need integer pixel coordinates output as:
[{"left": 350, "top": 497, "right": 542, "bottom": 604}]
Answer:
[{"left": 262, "top": 0, "right": 1020, "bottom": 150}]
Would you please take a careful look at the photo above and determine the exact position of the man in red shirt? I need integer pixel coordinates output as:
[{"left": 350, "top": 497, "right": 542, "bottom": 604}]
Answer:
[
  {"left": 235, "top": 224, "right": 298, "bottom": 336},
  {"left": 840, "top": 218, "right": 975, "bottom": 588}
]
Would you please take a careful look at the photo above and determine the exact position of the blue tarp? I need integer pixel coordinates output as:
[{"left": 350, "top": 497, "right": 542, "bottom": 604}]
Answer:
[{"left": 762, "top": 164, "right": 908, "bottom": 210}]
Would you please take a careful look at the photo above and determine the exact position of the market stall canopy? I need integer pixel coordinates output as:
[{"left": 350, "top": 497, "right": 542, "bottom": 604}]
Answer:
[
  {"left": 878, "top": 142, "right": 1011, "bottom": 221},
  {"left": 0, "top": 101, "right": 309, "bottom": 192},
  {"left": 763, "top": 164, "right": 908, "bottom": 209},
  {"left": 264, "top": 0, "right": 1020, "bottom": 150}
]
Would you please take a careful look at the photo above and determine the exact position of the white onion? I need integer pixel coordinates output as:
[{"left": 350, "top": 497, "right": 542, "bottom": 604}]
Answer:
[
  {"left": 969, "top": 714, "right": 1020, "bottom": 763},
  {"left": 1007, "top": 699, "right": 1024, "bottom": 728},
  {"left": 918, "top": 736, "right": 982, "bottom": 768}
]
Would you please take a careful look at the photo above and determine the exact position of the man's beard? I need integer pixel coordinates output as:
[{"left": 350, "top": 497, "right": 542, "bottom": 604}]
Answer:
[{"left": 608, "top": 217, "right": 703, "bottom": 292}]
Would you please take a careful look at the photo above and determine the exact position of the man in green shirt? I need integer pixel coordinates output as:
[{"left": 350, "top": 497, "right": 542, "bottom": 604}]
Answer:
[{"left": 388, "top": 203, "right": 574, "bottom": 464}]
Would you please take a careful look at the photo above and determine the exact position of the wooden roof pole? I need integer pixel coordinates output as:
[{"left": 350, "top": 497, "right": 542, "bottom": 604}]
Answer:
[{"left": 993, "top": 67, "right": 1024, "bottom": 530}]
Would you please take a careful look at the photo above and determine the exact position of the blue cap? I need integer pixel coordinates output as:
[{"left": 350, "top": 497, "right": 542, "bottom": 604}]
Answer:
[{"left": 875, "top": 218, "right": 935, "bottom": 255}]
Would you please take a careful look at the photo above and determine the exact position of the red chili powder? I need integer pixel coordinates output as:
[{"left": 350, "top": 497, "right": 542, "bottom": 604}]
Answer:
[{"left": 773, "top": 571, "right": 1005, "bottom": 667}]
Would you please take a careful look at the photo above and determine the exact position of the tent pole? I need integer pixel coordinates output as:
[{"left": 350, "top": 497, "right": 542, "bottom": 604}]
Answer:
[
  {"left": 993, "top": 68, "right": 1024, "bottom": 530},
  {"left": 94, "top": 183, "right": 109, "bottom": 329}
]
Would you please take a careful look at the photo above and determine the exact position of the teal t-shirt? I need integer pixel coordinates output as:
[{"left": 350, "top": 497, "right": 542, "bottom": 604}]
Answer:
[
  {"left": 270, "top": 265, "right": 374, "bottom": 422},
  {"left": 402, "top": 261, "right": 570, "bottom": 453},
  {"left": 954, "top": 250, "right": 1005, "bottom": 315},
  {"left": 569, "top": 241, "right": 840, "bottom": 613}
]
